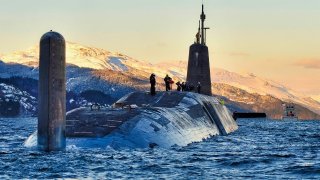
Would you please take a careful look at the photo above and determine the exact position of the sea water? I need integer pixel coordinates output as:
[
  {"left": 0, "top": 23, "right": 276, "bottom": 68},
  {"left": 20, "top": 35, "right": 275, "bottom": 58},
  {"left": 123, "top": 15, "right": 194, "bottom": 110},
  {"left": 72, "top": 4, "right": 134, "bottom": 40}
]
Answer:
[{"left": 0, "top": 118, "right": 319, "bottom": 179}]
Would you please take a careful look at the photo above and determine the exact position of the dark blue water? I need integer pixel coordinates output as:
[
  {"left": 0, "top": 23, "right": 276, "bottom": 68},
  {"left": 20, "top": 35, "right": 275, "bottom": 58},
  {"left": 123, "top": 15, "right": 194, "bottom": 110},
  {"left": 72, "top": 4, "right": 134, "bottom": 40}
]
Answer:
[{"left": 0, "top": 118, "right": 319, "bottom": 179}]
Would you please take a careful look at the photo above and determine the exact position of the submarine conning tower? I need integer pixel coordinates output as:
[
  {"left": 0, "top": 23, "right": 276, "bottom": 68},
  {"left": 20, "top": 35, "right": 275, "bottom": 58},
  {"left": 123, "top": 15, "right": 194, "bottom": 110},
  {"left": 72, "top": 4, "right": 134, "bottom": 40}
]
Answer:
[
  {"left": 38, "top": 31, "right": 66, "bottom": 151},
  {"left": 186, "top": 3, "right": 212, "bottom": 96}
]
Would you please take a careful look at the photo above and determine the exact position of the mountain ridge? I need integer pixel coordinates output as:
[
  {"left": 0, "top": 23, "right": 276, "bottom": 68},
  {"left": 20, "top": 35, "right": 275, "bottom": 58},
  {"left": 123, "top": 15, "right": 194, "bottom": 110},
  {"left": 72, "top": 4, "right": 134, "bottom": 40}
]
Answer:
[{"left": 1, "top": 42, "right": 319, "bottom": 117}]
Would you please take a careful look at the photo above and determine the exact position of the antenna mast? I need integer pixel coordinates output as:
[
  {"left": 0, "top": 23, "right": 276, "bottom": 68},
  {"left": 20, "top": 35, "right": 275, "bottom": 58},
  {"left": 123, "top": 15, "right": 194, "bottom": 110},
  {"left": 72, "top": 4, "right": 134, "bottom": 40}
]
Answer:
[{"left": 200, "top": 3, "right": 206, "bottom": 45}]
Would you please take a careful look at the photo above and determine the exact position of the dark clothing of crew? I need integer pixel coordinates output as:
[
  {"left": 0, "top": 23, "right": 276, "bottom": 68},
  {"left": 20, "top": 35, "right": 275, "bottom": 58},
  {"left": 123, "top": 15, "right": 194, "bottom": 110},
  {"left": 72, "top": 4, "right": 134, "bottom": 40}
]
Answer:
[
  {"left": 181, "top": 82, "right": 186, "bottom": 91},
  {"left": 187, "top": 83, "right": 194, "bottom": 91},
  {"left": 176, "top": 82, "right": 181, "bottom": 91},
  {"left": 197, "top": 84, "right": 201, "bottom": 93},
  {"left": 164, "top": 75, "right": 171, "bottom": 91},
  {"left": 150, "top": 74, "right": 156, "bottom": 96},
  {"left": 184, "top": 82, "right": 189, "bottom": 91}
]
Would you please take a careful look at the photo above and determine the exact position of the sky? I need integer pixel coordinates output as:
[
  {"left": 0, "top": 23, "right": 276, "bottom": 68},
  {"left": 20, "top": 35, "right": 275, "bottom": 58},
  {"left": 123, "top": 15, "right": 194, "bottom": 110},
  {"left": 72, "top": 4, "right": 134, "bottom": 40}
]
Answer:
[{"left": 0, "top": 0, "right": 319, "bottom": 96}]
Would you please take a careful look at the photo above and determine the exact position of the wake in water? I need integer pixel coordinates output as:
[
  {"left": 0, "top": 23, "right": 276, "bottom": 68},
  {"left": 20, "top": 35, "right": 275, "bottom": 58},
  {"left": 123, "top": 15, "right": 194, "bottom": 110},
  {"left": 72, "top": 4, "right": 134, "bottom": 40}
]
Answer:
[{"left": 1, "top": 118, "right": 320, "bottom": 179}]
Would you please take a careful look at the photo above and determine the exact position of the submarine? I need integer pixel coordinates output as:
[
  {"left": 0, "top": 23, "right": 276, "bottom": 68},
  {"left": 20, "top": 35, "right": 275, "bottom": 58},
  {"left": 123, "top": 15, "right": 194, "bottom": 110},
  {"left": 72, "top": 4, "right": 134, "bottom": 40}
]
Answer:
[
  {"left": 25, "top": 91, "right": 238, "bottom": 149},
  {"left": 24, "top": 4, "right": 238, "bottom": 150},
  {"left": 65, "top": 91, "right": 238, "bottom": 148}
]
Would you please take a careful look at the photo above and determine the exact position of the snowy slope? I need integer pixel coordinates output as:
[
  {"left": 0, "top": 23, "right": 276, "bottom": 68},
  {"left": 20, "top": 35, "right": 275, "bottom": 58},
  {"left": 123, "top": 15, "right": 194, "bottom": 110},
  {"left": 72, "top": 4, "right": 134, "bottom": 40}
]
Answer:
[
  {"left": 1, "top": 42, "right": 319, "bottom": 115},
  {"left": 155, "top": 61, "right": 320, "bottom": 114},
  {"left": 0, "top": 42, "right": 183, "bottom": 82},
  {"left": 312, "top": 95, "right": 320, "bottom": 102},
  {"left": 0, "top": 42, "right": 152, "bottom": 72},
  {"left": 211, "top": 69, "right": 320, "bottom": 113},
  {"left": 0, "top": 83, "right": 36, "bottom": 115}
]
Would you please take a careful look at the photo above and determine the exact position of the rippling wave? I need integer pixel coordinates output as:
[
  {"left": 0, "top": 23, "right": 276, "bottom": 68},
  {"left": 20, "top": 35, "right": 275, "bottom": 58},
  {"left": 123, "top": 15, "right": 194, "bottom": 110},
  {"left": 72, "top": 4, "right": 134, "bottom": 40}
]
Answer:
[{"left": 0, "top": 118, "right": 319, "bottom": 179}]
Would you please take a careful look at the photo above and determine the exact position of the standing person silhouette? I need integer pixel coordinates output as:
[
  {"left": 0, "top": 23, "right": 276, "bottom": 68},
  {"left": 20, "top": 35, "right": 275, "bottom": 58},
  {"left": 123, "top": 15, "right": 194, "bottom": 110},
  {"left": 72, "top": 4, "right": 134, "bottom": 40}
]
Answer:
[
  {"left": 164, "top": 74, "right": 171, "bottom": 91},
  {"left": 176, "top": 81, "right": 182, "bottom": 91},
  {"left": 197, "top": 82, "right": 201, "bottom": 93},
  {"left": 150, "top": 73, "right": 156, "bottom": 96}
]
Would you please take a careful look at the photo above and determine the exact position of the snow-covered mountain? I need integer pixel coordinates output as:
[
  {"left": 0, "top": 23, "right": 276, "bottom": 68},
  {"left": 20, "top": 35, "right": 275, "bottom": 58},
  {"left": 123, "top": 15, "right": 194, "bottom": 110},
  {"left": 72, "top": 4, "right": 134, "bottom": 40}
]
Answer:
[
  {"left": 312, "top": 95, "right": 320, "bottom": 102},
  {"left": 1, "top": 42, "right": 319, "bottom": 116},
  {"left": 212, "top": 69, "right": 320, "bottom": 115},
  {"left": 155, "top": 60, "right": 320, "bottom": 115},
  {"left": 0, "top": 42, "right": 152, "bottom": 71},
  {"left": 0, "top": 83, "right": 36, "bottom": 116}
]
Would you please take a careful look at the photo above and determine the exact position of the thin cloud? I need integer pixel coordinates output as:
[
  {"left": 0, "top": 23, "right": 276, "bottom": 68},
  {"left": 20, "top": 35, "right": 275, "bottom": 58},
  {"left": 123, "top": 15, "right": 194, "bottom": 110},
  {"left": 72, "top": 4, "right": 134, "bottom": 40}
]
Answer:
[{"left": 294, "top": 59, "right": 320, "bottom": 69}]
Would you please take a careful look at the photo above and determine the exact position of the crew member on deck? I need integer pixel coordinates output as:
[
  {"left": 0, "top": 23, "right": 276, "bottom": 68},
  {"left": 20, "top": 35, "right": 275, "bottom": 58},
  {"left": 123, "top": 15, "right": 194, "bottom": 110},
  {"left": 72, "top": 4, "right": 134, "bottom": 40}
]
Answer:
[
  {"left": 196, "top": 32, "right": 201, "bottom": 44},
  {"left": 164, "top": 74, "right": 172, "bottom": 91},
  {"left": 176, "top": 81, "right": 182, "bottom": 91},
  {"left": 181, "top": 82, "right": 186, "bottom": 91},
  {"left": 150, "top": 73, "right": 156, "bottom": 96},
  {"left": 197, "top": 82, "right": 201, "bottom": 93}
]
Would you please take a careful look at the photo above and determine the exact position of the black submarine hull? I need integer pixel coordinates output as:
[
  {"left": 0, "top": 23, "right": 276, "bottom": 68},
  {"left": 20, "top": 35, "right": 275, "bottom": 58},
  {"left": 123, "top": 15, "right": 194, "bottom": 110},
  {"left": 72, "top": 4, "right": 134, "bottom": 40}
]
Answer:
[{"left": 63, "top": 91, "right": 238, "bottom": 148}]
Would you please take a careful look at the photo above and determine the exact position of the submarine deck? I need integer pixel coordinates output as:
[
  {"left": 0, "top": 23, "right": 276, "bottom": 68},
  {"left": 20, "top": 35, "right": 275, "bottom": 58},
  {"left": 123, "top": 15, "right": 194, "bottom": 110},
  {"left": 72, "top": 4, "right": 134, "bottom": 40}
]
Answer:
[
  {"left": 66, "top": 107, "right": 140, "bottom": 137},
  {"left": 66, "top": 91, "right": 237, "bottom": 139}
]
